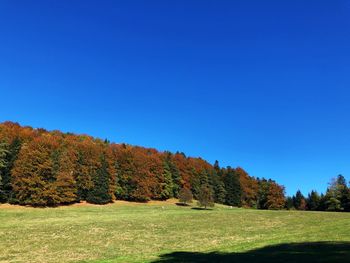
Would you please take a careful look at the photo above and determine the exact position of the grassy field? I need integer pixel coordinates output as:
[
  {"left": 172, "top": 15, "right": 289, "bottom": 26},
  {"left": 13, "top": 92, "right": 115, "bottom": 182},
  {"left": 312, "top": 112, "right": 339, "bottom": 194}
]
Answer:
[{"left": 1, "top": 200, "right": 350, "bottom": 263}]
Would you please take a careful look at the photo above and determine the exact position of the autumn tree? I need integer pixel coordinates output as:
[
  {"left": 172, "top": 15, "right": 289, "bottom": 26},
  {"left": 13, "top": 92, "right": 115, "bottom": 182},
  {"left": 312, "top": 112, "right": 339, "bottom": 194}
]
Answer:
[
  {"left": 54, "top": 148, "right": 78, "bottom": 204},
  {"left": 236, "top": 167, "right": 258, "bottom": 207},
  {"left": 73, "top": 137, "right": 101, "bottom": 201},
  {"left": 197, "top": 184, "right": 214, "bottom": 209},
  {"left": 178, "top": 187, "right": 193, "bottom": 205},
  {"left": 0, "top": 121, "right": 294, "bottom": 209},
  {"left": 257, "top": 179, "right": 285, "bottom": 210},
  {"left": 113, "top": 145, "right": 155, "bottom": 201},
  {"left": 265, "top": 182, "right": 285, "bottom": 209},
  {"left": 11, "top": 135, "right": 59, "bottom": 206},
  {"left": 172, "top": 152, "right": 192, "bottom": 190}
]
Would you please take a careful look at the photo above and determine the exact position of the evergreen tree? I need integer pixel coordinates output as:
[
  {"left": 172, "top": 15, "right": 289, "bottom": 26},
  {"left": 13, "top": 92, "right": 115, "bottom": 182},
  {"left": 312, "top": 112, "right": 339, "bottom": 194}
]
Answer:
[
  {"left": 324, "top": 175, "right": 349, "bottom": 211},
  {"left": 159, "top": 161, "right": 174, "bottom": 200},
  {"left": 190, "top": 167, "right": 202, "bottom": 199},
  {"left": 257, "top": 178, "right": 269, "bottom": 209},
  {"left": 223, "top": 167, "right": 242, "bottom": 207},
  {"left": 75, "top": 151, "right": 91, "bottom": 201},
  {"left": 343, "top": 183, "right": 350, "bottom": 212},
  {"left": 318, "top": 193, "right": 327, "bottom": 211},
  {"left": 0, "top": 141, "right": 9, "bottom": 202},
  {"left": 293, "top": 190, "right": 306, "bottom": 210},
  {"left": 285, "top": 196, "right": 294, "bottom": 210},
  {"left": 213, "top": 160, "right": 220, "bottom": 175},
  {"left": 212, "top": 174, "right": 226, "bottom": 204},
  {"left": 0, "top": 142, "right": 8, "bottom": 169},
  {"left": 86, "top": 155, "right": 112, "bottom": 204},
  {"left": 325, "top": 194, "right": 342, "bottom": 211},
  {"left": 337, "top": 175, "right": 350, "bottom": 211},
  {"left": 5, "top": 138, "right": 22, "bottom": 203},
  {"left": 164, "top": 152, "right": 181, "bottom": 197},
  {"left": 306, "top": 190, "right": 321, "bottom": 211},
  {"left": 197, "top": 184, "right": 214, "bottom": 209}
]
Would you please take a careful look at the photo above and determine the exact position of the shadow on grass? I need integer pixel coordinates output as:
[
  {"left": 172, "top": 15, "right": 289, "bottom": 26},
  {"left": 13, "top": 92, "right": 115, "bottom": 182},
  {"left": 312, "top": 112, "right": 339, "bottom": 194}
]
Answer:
[
  {"left": 175, "top": 203, "right": 191, "bottom": 207},
  {"left": 151, "top": 242, "right": 350, "bottom": 263},
  {"left": 191, "top": 207, "right": 213, "bottom": 211}
]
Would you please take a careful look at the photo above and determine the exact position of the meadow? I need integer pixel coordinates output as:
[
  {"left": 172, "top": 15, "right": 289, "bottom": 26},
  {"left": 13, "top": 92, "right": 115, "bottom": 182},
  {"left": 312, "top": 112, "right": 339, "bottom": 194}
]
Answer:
[{"left": 0, "top": 200, "right": 350, "bottom": 263}]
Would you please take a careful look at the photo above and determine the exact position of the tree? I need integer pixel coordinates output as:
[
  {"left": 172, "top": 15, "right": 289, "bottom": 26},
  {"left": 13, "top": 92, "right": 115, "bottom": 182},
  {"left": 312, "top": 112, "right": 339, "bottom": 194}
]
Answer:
[
  {"left": 257, "top": 178, "right": 269, "bottom": 209},
  {"left": 299, "top": 198, "right": 307, "bottom": 210},
  {"left": 325, "top": 196, "right": 342, "bottom": 211},
  {"left": 158, "top": 160, "right": 175, "bottom": 200},
  {"left": 324, "top": 175, "right": 350, "bottom": 211},
  {"left": 54, "top": 148, "right": 77, "bottom": 204},
  {"left": 266, "top": 182, "right": 285, "bottom": 210},
  {"left": 293, "top": 190, "right": 306, "bottom": 210},
  {"left": 236, "top": 167, "right": 258, "bottom": 208},
  {"left": 86, "top": 155, "right": 112, "bottom": 204},
  {"left": 212, "top": 173, "right": 226, "bottom": 204},
  {"left": 0, "top": 121, "right": 292, "bottom": 209},
  {"left": 343, "top": 186, "right": 350, "bottom": 212},
  {"left": 0, "top": 142, "right": 8, "bottom": 169},
  {"left": 337, "top": 175, "right": 350, "bottom": 211},
  {"left": 178, "top": 187, "right": 193, "bottom": 205},
  {"left": 73, "top": 140, "right": 99, "bottom": 201},
  {"left": 213, "top": 160, "right": 220, "bottom": 172},
  {"left": 11, "top": 136, "right": 59, "bottom": 206},
  {"left": 257, "top": 179, "right": 285, "bottom": 210},
  {"left": 223, "top": 167, "right": 242, "bottom": 207},
  {"left": 0, "top": 142, "right": 9, "bottom": 202},
  {"left": 306, "top": 190, "right": 321, "bottom": 211},
  {"left": 164, "top": 152, "right": 181, "bottom": 197},
  {"left": 285, "top": 196, "right": 294, "bottom": 210},
  {"left": 197, "top": 184, "right": 214, "bottom": 209}
]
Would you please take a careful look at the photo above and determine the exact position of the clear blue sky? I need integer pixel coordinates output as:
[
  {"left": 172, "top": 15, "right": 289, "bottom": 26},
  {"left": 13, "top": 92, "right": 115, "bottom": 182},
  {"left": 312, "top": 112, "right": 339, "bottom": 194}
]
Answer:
[{"left": 0, "top": 0, "right": 349, "bottom": 196}]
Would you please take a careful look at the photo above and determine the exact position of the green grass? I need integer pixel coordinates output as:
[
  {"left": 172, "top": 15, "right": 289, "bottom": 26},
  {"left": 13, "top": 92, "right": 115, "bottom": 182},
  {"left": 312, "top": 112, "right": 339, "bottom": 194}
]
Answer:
[{"left": 1, "top": 200, "right": 350, "bottom": 263}]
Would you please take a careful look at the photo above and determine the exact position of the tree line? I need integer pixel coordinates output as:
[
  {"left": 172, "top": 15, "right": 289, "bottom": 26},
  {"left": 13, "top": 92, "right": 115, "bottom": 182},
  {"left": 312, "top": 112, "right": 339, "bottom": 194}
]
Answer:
[
  {"left": 286, "top": 174, "right": 350, "bottom": 212},
  {"left": 0, "top": 121, "right": 346, "bottom": 212}
]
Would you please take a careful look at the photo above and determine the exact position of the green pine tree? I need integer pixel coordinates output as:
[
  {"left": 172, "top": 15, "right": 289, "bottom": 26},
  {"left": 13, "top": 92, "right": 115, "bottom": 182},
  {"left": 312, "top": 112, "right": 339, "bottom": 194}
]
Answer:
[
  {"left": 223, "top": 167, "right": 242, "bottom": 207},
  {"left": 324, "top": 175, "right": 349, "bottom": 211},
  {"left": 306, "top": 190, "right": 321, "bottom": 211},
  {"left": 0, "top": 141, "right": 9, "bottom": 202},
  {"left": 293, "top": 190, "right": 305, "bottom": 210},
  {"left": 210, "top": 171, "right": 226, "bottom": 204},
  {"left": 160, "top": 161, "right": 174, "bottom": 200},
  {"left": 285, "top": 196, "right": 294, "bottom": 210},
  {"left": 257, "top": 178, "right": 270, "bottom": 209},
  {"left": 86, "top": 155, "right": 112, "bottom": 204}
]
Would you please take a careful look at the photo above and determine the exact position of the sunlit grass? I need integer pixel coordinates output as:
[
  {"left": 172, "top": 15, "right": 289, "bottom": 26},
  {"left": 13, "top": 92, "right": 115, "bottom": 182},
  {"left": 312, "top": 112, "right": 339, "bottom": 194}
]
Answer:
[{"left": 0, "top": 199, "right": 349, "bottom": 263}]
